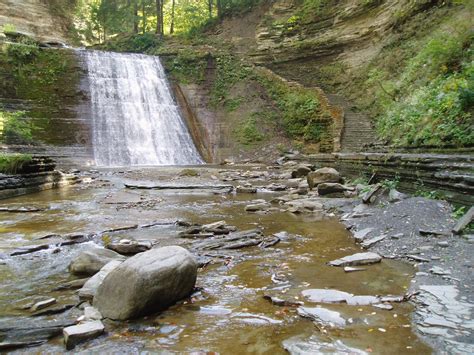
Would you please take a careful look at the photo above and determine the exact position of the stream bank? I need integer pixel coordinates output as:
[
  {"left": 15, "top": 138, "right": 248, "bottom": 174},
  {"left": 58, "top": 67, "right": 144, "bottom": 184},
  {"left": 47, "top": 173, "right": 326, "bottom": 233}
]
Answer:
[{"left": 0, "top": 161, "right": 472, "bottom": 353}]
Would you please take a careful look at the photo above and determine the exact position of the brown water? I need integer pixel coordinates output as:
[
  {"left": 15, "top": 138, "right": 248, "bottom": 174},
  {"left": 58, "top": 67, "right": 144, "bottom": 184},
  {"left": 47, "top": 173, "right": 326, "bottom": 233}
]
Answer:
[{"left": 0, "top": 166, "right": 431, "bottom": 354}]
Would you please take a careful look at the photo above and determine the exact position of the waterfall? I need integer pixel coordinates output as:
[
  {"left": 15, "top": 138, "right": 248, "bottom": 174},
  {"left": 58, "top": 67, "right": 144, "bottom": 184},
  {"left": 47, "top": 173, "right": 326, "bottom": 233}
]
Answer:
[{"left": 81, "top": 50, "right": 203, "bottom": 166}]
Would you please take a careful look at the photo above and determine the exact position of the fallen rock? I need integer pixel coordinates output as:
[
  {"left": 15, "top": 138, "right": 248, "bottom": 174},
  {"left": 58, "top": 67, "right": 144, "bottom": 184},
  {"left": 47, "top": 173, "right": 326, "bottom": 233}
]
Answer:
[
  {"left": 78, "top": 260, "right": 122, "bottom": 300},
  {"left": 106, "top": 240, "right": 151, "bottom": 255},
  {"left": 54, "top": 278, "right": 89, "bottom": 291},
  {"left": 317, "top": 183, "right": 350, "bottom": 196},
  {"left": 389, "top": 189, "right": 407, "bottom": 202},
  {"left": 94, "top": 246, "right": 197, "bottom": 320},
  {"left": 83, "top": 306, "right": 102, "bottom": 321},
  {"left": 307, "top": 167, "right": 341, "bottom": 189},
  {"left": 63, "top": 320, "right": 104, "bottom": 350},
  {"left": 361, "top": 235, "right": 386, "bottom": 249},
  {"left": 361, "top": 184, "right": 383, "bottom": 204},
  {"left": 285, "top": 200, "right": 323, "bottom": 214},
  {"left": 328, "top": 252, "right": 382, "bottom": 267},
  {"left": 69, "top": 247, "right": 125, "bottom": 276},
  {"left": 291, "top": 165, "right": 312, "bottom": 178},
  {"left": 297, "top": 306, "right": 346, "bottom": 328}
]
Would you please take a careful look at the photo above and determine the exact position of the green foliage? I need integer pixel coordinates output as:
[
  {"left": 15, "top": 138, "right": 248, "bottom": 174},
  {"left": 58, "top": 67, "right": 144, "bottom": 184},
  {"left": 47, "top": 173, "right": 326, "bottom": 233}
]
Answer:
[
  {"left": 451, "top": 205, "right": 466, "bottom": 219},
  {"left": 235, "top": 117, "right": 264, "bottom": 145},
  {"left": 224, "top": 97, "right": 243, "bottom": 112},
  {"left": 179, "top": 168, "right": 200, "bottom": 176},
  {"left": 1, "top": 23, "right": 16, "bottom": 34},
  {"left": 0, "top": 154, "right": 32, "bottom": 174},
  {"left": 257, "top": 72, "right": 331, "bottom": 143},
  {"left": 210, "top": 55, "right": 251, "bottom": 105},
  {"left": 4, "top": 39, "right": 40, "bottom": 64},
  {"left": 166, "top": 50, "right": 207, "bottom": 84},
  {"left": 381, "top": 175, "right": 400, "bottom": 190},
  {"left": 0, "top": 110, "right": 33, "bottom": 144},
  {"left": 97, "top": 33, "right": 162, "bottom": 52}
]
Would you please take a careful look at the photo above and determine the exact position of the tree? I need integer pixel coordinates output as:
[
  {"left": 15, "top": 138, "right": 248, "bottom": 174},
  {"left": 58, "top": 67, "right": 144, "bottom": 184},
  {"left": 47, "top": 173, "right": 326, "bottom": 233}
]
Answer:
[{"left": 169, "top": 0, "right": 176, "bottom": 34}]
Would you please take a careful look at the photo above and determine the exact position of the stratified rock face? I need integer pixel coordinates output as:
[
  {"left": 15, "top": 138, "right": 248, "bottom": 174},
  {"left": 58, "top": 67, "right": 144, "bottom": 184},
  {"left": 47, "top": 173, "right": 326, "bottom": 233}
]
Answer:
[
  {"left": 0, "top": 0, "right": 69, "bottom": 44},
  {"left": 93, "top": 246, "right": 197, "bottom": 320}
]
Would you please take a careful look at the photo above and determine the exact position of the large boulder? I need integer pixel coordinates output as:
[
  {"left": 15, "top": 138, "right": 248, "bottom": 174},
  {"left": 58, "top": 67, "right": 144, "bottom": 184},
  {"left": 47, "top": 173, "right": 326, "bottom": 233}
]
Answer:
[
  {"left": 93, "top": 246, "right": 197, "bottom": 320},
  {"left": 78, "top": 260, "right": 122, "bottom": 300},
  {"left": 69, "top": 247, "right": 125, "bottom": 276},
  {"left": 307, "top": 167, "right": 341, "bottom": 189}
]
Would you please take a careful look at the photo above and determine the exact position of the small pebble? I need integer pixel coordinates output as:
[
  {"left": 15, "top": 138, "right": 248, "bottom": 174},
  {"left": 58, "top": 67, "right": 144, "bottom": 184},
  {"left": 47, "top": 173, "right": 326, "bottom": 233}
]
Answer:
[{"left": 437, "top": 241, "right": 449, "bottom": 247}]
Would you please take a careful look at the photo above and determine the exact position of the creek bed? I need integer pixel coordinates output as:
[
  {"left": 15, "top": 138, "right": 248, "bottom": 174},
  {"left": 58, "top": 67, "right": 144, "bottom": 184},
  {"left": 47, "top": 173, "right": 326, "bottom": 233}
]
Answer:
[{"left": 0, "top": 166, "right": 431, "bottom": 353}]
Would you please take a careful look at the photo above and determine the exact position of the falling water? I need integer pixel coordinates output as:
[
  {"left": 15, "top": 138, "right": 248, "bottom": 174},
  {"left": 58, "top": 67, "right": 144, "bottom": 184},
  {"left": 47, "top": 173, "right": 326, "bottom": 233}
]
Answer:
[{"left": 82, "top": 50, "right": 203, "bottom": 166}]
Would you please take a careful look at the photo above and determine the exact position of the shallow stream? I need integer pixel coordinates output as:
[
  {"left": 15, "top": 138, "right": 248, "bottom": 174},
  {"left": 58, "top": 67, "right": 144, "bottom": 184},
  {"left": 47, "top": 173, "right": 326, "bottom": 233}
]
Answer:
[{"left": 0, "top": 166, "right": 431, "bottom": 353}]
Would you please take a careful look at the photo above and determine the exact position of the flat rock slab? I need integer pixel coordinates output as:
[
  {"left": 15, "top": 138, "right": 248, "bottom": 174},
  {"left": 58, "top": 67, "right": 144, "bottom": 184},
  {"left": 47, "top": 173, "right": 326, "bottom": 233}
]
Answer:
[
  {"left": 63, "top": 320, "right": 104, "bottom": 350},
  {"left": 297, "top": 306, "right": 346, "bottom": 328},
  {"left": 328, "top": 252, "right": 382, "bottom": 267},
  {"left": 302, "top": 289, "right": 353, "bottom": 303},
  {"left": 31, "top": 298, "right": 56, "bottom": 312}
]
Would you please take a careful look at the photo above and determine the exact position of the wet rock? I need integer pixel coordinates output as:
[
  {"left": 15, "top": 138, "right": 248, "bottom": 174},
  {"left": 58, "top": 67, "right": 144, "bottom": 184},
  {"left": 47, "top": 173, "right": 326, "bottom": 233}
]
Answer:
[
  {"left": 291, "top": 165, "right": 312, "bottom": 178},
  {"left": 285, "top": 200, "right": 323, "bottom": 214},
  {"left": 297, "top": 181, "right": 309, "bottom": 195},
  {"left": 102, "top": 224, "right": 138, "bottom": 233},
  {"left": 54, "top": 278, "right": 89, "bottom": 291},
  {"left": 263, "top": 294, "right": 303, "bottom": 307},
  {"left": 419, "top": 229, "right": 450, "bottom": 237},
  {"left": 317, "top": 183, "right": 350, "bottom": 196},
  {"left": 32, "top": 304, "right": 74, "bottom": 317},
  {"left": 106, "top": 240, "right": 151, "bottom": 255},
  {"left": 266, "top": 183, "right": 287, "bottom": 191},
  {"left": 236, "top": 186, "right": 257, "bottom": 193},
  {"left": 282, "top": 335, "right": 367, "bottom": 354},
  {"left": 452, "top": 206, "right": 474, "bottom": 234},
  {"left": 245, "top": 201, "right": 271, "bottom": 212},
  {"left": 202, "top": 221, "right": 236, "bottom": 234},
  {"left": 31, "top": 298, "right": 56, "bottom": 312},
  {"left": 69, "top": 247, "right": 125, "bottom": 276},
  {"left": 297, "top": 306, "right": 346, "bottom": 328},
  {"left": 344, "top": 266, "right": 366, "bottom": 273},
  {"left": 328, "top": 252, "right": 382, "bottom": 267},
  {"left": 63, "top": 320, "right": 104, "bottom": 350},
  {"left": 78, "top": 260, "right": 122, "bottom": 300},
  {"left": 231, "top": 312, "right": 282, "bottom": 325},
  {"left": 302, "top": 289, "right": 353, "bottom": 303},
  {"left": 10, "top": 244, "right": 50, "bottom": 256},
  {"left": 346, "top": 295, "right": 380, "bottom": 305},
  {"left": 373, "top": 303, "right": 393, "bottom": 310},
  {"left": 94, "top": 246, "right": 197, "bottom": 320},
  {"left": 307, "top": 167, "right": 341, "bottom": 189}
]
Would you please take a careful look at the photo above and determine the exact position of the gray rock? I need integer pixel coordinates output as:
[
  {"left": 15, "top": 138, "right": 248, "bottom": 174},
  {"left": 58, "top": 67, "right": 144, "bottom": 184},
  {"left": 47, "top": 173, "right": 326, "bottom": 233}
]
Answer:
[
  {"left": 361, "top": 235, "right": 386, "bottom": 249},
  {"left": 245, "top": 202, "right": 270, "bottom": 212},
  {"left": 329, "top": 252, "right": 382, "bottom": 267},
  {"left": 297, "top": 306, "right": 346, "bottom": 328},
  {"left": 106, "top": 240, "right": 151, "bottom": 255},
  {"left": 78, "top": 260, "right": 122, "bottom": 300},
  {"left": 389, "top": 189, "right": 407, "bottom": 202},
  {"left": 69, "top": 247, "right": 125, "bottom": 276},
  {"left": 302, "top": 289, "right": 353, "bottom": 303},
  {"left": 344, "top": 266, "right": 366, "bottom": 273},
  {"left": 307, "top": 167, "right": 341, "bottom": 189},
  {"left": 63, "top": 320, "right": 104, "bottom": 350},
  {"left": 317, "top": 183, "right": 349, "bottom": 196},
  {"left": 361, "top": 183, "right": 383, "bottom": 204},
  {"left": 83, "top": 306, "right": 102, "bottom": 321},
  {"left": 353, "top": 228, "right": 374, "bottom": 242},
  {"left": 291, "top": 165, "right": 312, "bottom": 178},
  {"left": 93, "top": 246, "right": 197, "bottom": 320}
]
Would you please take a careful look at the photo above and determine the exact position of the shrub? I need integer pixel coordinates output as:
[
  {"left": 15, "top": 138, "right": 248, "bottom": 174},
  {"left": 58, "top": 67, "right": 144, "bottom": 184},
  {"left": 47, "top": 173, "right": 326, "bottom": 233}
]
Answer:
[
  {"left": 0, "top": 110, "right": 32, "bottom": 144},
  {"left": 0, "top": 153, "right": 32, "bottom": 174}
]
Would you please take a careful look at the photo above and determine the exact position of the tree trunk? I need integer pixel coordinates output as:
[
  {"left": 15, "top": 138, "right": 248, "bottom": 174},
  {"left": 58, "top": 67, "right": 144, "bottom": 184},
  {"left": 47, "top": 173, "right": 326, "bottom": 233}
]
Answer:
[
  {"left": 133, "top": 0, "right": 138, "bottom": 33},
  {"left": 142, "top": 0, "right": 146, "bottom": 34},
  {"left": 170, "top": 0, "right": 175, "bottom": 34},
  {"left": 208, "top": 0, "right": 212, "bottom": 19},
  {"left": 216, "top": 0, "right": 222, "bottom": 19},
  {"left": 160, "top": 0, "right": 164, "bottom": 36},
  {"left": 155, "top": 0, "right": 162, "bottom": 36}
]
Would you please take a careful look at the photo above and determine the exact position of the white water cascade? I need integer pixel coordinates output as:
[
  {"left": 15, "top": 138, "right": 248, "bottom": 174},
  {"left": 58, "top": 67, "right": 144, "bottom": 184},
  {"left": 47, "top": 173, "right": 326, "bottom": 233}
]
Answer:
[{"left": 82, "top": 50, "right": 203, "bottom": 166}]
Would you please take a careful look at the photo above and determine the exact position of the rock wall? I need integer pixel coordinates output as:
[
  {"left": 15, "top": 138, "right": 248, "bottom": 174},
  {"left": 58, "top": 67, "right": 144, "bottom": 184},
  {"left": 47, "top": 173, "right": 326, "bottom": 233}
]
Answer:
[
  {"left": 304, "top": 152, "right": 474, "bottom": 206},
  {"left": 0, "top": 0, "right": 70, "bottom": 44},
  {"left": 0, "top": 44, "right": 93, "bottom": 168}
]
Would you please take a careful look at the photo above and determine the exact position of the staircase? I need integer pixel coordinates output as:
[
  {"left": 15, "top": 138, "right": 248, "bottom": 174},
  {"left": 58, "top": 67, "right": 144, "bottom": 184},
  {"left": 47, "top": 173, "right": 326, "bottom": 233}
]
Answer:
[{"left": 326, "top": 94, "right": 375, "bottom": 152}]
